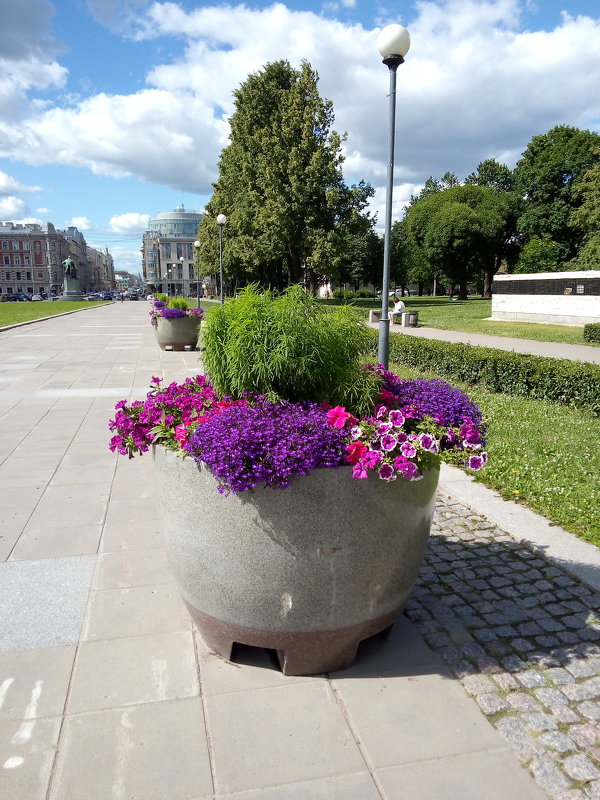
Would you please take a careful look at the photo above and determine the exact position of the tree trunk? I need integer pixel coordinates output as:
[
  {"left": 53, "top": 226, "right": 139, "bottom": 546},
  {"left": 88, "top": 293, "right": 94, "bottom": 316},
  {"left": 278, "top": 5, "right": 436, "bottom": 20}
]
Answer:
[
  {"left": 458, "top": 281, "right": 468, "bottom": 300},
  {"left": 287, "top": 248, "right": 304, "bottom": 285}
]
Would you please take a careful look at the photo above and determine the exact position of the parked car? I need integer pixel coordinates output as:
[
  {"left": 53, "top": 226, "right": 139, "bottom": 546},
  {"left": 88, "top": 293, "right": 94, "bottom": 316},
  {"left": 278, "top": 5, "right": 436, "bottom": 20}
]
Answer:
[
  {"left": 100, "top": 292, "right": 113, "bottom": 301},
  {"left": 129, "top": 293, "right": 139, "bottom": 301},
  {"left": 31, "top": 293, "right": 42, "bottom": 301}
]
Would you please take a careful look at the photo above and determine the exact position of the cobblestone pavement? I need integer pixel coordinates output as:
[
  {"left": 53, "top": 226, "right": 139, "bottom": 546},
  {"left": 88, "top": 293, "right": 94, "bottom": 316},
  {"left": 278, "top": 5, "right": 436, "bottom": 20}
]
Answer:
[{"left": 406, "top": 496, "right": 600, "bottom": 800}]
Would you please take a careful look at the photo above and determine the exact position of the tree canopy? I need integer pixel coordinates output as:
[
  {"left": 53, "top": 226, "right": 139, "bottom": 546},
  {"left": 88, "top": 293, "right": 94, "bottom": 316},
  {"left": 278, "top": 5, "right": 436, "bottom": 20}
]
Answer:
[
  {"left": 513, "top": 125, "right": 600, "bottom": 264},
  {"left": 199, "top": 59, "right": 373, "bottom": 292}
]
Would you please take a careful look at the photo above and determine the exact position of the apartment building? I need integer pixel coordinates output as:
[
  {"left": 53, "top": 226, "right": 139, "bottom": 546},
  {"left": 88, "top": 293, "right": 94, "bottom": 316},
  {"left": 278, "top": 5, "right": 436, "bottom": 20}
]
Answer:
[
  {"left": 141, "top": 206, "right": 215, "bottom": 296},
  {"left": 0, "top": 221, "right": 115, "bottom": 295}
]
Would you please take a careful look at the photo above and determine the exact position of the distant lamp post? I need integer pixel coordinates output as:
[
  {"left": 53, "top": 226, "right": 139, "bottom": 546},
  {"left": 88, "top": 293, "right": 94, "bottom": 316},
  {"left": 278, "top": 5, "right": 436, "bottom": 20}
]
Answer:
[
  {"left": 217, "top": 214, "right": 227, "bottom": 305},
  {"left": 377, "top": 23, "right": 410, "bottom": 368},
  {"left": 166, "top": 267, "right": 172, "bottom": 296},
  {"left": 179, "top": 256, "right": 185, "bottom": 296},
  {"left": 193, "top": 240, "right": 201, "bottom": 308}
]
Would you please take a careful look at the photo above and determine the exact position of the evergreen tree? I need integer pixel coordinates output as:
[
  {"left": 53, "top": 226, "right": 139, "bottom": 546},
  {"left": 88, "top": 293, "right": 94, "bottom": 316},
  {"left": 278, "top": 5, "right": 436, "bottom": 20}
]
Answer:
[{"left": 199, "top": 60, "right": 373, "bottom": 291}]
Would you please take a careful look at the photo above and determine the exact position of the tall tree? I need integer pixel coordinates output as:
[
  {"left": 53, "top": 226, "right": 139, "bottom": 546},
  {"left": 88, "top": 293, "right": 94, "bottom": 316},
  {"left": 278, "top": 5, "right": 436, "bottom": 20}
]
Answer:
[
  {"left": 513, "top": 125, "right": 600, "bottom": 263},
  {"left": 406, "top": 185, "right": 515, "bottom": 299},
  {"left": 337, "top": 227, "right": 383, "bottom": 291},
  {"left": 466, "top": 158, "right": 514, "bottom": 193},
  {"left": 569, "top": 145, "right": 600, "bottom": 270},
  {"left": 199, "top": 60, "right": 373, "bottom": 291}
]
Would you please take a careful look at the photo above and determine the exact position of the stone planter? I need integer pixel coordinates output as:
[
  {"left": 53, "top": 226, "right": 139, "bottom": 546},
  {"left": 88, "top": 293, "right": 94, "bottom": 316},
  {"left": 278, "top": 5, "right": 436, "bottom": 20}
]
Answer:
[
  {"left": 154, "top": 316, "right": 201, "bottom": 351},
  {"left": 153, "top": 446, "right": 439, "bottom": 675}
]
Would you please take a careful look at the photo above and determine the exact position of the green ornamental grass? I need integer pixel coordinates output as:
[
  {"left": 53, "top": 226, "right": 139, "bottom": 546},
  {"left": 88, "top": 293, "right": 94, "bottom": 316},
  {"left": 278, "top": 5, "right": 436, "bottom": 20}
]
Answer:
[{"left": 202, "top": 284, "right": 380, "bottom": 417}]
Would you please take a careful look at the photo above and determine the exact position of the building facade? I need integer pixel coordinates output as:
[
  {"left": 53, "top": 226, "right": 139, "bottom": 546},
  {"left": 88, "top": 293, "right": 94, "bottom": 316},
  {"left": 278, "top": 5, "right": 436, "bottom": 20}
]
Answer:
[
  {"left": 141, "top": 206, "right": 215, "bottom": 296},
  {"left": 0, "top": 221, "right": 115, "bottom": 296}
]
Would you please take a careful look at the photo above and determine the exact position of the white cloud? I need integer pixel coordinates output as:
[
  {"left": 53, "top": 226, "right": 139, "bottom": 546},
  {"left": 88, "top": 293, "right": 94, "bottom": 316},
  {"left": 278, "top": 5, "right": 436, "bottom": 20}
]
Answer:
[
  {"left": 68, "top": 216, "right": 93, "bottom": 230},
  {"left": 109, "top": 244, "right": 143, "bottom": 273},
  {"left": 0, "top": 197, "right": 28, "bottom": 219},
  {"left": 0, "top": 0, "right": 598, "bottom": 220},
  {"left": 36, "top": 207, "right": 50, "bottom": 214},
  {"left": 108, "top": 212, "right": 150, "bottom": 234},
  {"left": 0, "top": 171, "right": 42, "bottom": 196}
]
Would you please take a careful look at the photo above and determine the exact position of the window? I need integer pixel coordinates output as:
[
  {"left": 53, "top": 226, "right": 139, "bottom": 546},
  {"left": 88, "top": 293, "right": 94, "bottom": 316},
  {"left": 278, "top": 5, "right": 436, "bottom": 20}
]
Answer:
[
  {"left": 1, "top": 241, "right": 8, "bottom": 249},
  {"left": 37, "top": 272, "right": 43, "bottom": 278},
  {"left": 5, "top": 271, "right": 10, "bottom": 280},
  {"left": 14, "top": 255, "right": 20, "bottom": 266},
  {"left": 189, "top": 266, "right": 194, "bottom": 279},
  {"left": 176, "top": 243, "right": 184, "bottom": 259},
  {"left": 177, "top": 264, "right": 183, "bottom": 279},
  {"left": 27, "top": 287, "right": 33, "bottom": 294},
  {"left": 23, "top": 241, "right": 30, "bottom": 251},
  {"left": 24, "top": 256, "right": 31, "bottom": 265},
  {"left": 16, "top": 271, "right": 21, "bottom": 280},
  {"left": 6, "top": 286, "right": 12, "bottom": 294},
  {"left": 26, "top": 271, "right": 31, "bottom": 280},
  {"left": 164, "top": 242, "right": 172, "bottom": 258},
  {"left": 12, "top": 240, "right": 19, "bottom": 250},
  {"left": 3, "top": 256, "right": 9, "bottom": 266},
  {"left": 50, "top": 241, "right": 56, "bottom": 251},
  {"left": 576, "top": 285, "right": 584, "bottom": 294}
]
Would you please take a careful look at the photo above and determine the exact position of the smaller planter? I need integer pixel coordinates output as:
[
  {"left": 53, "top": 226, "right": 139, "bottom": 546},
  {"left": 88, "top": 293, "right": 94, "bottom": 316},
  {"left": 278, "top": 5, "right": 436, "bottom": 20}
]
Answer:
[{"left": 154, "top": 316, "right": 201, "bottom": 351}]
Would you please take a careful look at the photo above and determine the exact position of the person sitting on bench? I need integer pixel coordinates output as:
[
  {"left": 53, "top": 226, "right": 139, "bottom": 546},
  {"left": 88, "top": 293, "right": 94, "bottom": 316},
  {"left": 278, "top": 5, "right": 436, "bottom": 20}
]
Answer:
[{"left": 390, "top": 295, "right": 406, "bottom": 324}]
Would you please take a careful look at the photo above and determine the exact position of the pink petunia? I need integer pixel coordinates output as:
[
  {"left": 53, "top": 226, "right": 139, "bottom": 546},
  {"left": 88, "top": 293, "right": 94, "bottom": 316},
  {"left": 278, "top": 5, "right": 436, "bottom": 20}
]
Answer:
[
  {"left": 326, "top": 406, "right": 357, "bottom": 429},
  {"left": 346, "top": 441, "right": 368, "bottom": 465}
]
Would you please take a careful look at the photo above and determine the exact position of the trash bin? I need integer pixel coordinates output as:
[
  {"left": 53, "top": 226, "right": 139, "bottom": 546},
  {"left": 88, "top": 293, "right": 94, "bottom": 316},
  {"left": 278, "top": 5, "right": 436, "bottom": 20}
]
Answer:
[{"left": 406, "top": 310, "right": 419, "bottom": 327}]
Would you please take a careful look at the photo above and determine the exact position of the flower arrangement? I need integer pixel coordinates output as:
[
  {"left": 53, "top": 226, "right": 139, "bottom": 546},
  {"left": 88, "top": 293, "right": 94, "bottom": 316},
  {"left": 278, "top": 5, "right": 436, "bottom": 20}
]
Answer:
[
  {"left": 109, "top": 369, "right": 487, "bottom": 494},
  {"left": 148, "top": 294, "right": 204, "bottom": 327},
  {"left": 109, "top": 286, "right": 487, "bottom": 494}
]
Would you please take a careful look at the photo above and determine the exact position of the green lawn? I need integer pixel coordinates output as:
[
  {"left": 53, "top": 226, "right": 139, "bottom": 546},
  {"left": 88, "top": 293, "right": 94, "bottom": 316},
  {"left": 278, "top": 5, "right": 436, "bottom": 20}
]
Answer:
[
  {"left": 390, "top": 361, "right": 600, "bottom": 546},
  {"left": 0, "top": 300, "right": 107, "bottom": 326},
  {"left": 320, "top": 296, "right": 598, "bottom": 347}
]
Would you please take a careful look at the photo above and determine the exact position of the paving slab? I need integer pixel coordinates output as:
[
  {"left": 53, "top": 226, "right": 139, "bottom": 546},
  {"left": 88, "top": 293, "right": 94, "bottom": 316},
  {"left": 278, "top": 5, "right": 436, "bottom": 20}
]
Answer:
[
  {"left": 48, "top": 699, "right": 213, "bottom": 800},
  {"left": 0, "top": 556, "right": 96, "bottom": 651},
  {"left": 0, "top": 716, "right": 62, "bottom": 800},
  {"left": 68, "top": 631, "right": 198, "bottom": 713},
  {"left": 0, "top": 646, "right": 76, "bottom": 722},
  {"left": 204, "top": 681, "right": 366, "bottom": 794}
]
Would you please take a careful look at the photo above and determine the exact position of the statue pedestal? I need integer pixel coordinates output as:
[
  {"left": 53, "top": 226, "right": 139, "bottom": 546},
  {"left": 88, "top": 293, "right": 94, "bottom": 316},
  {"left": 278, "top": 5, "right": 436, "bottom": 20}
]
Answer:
[{"left": 61, "top": 276, "right": 83, "bottom": 301}]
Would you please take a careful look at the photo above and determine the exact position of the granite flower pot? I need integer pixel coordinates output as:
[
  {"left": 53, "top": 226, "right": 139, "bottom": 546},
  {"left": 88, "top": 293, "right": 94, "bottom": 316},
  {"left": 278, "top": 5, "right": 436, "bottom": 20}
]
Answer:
[
  {"left": 153, "top": 446, "right": 439, "bottom": 675},
  {"left": 154, "top": 316, "right": 201, "bottom": 351}
]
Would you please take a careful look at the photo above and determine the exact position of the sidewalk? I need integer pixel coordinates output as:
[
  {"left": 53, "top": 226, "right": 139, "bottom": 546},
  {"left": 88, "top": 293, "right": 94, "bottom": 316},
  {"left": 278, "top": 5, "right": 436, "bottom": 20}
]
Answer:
[{"left": 0, "top": 303, "right": 598, "bottom": 800}]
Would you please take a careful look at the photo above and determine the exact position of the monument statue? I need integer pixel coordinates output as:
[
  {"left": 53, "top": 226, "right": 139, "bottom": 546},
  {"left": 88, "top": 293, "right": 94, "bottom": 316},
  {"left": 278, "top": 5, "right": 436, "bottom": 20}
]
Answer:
[
  {"left": 62, "top": 257, "right": 78, "bottom": 279},
  {"left": 61, "top": 257, "right": 83, "bottom": 301}
]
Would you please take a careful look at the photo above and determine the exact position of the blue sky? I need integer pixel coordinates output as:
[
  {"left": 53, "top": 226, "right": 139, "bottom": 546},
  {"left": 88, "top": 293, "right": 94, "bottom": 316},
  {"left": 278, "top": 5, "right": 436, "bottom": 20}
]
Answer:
[{"left": 1, "top": 0, "right": 599, "bottom": 272}]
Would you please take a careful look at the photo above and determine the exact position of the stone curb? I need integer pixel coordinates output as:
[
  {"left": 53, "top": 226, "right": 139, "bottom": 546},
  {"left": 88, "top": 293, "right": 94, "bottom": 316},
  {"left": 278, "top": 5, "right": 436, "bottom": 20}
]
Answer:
[{"left": 439, "top": 463, "right": 600, "bottom": 594}]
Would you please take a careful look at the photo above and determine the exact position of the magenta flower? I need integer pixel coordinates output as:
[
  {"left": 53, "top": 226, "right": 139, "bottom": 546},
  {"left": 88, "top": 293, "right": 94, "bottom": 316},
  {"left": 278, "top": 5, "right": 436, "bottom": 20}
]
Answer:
[
  {"left": 378, "top": 463, "right": 396, "bottom": 482},
  {"left": 389, "top": 410, "right": 405, "bottom": 427},
  {"left": 352, "top": 463, "right": 369, "bottom": 479},
  {"left": 326, "top": 406, "right": 357, "bottom": 430},
  {"left": 381, "top": 434, "right": 397, "bottom": 452},
  {"left": 418, "top": 433, "right": 439, "bottom": 453},
  {"left": 400, "top": 441, "right": 417, "bottom": 459}
]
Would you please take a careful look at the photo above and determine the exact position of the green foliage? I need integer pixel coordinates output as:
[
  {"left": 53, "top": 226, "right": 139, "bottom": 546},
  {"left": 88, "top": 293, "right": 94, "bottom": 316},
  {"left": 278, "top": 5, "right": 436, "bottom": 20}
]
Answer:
[
  {"left": 391, "top": 362, "right": 600, "bottom": 544},
  {"left": 0, "top": 301, "right": 104, "bottom": 327},
  {"left": 202, "top": 284, "right": 380, "bottom": 416},
  {"left": 465, "top": 159, "right": 514, "bottom": 192},
  {"left": 364, "top": 328, "right": 600, "bottom": 415},
  {"left": 584, "top": 323, "right": 600, "bottom": 343},
  {"left": 405, "top": 184, "right": 516, "bottom": 297},
  {"left": 167, "top": 297, "right": 190, "bottom": 311},
  {"left": 199, "top": 60, "right": 374, "bottom": 291},
  {"left": 514, "top": 234, "right": 561, "bottom": 273},
  {"left": 513, "top": 125, "right": 600, "bottom": 263}
]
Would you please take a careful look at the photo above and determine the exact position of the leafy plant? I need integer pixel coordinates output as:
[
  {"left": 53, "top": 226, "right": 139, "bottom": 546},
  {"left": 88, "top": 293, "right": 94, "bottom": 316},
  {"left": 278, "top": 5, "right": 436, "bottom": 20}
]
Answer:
[
  {"left": 584, "top": 323, "right": 600, "bottom": 343},
  {"left": 202, "top": 284, "right": 380, "bottom": 417},
  {"left": 364, "top": 328, "right": 600, "bottom": 415}
]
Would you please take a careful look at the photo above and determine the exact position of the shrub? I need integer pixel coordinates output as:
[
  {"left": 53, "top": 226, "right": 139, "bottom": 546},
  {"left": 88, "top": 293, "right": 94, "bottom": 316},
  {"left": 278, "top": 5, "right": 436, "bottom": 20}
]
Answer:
[
  {"left": 584, "top": 323, "right": 600, "bottom": 343},
  {"left": 355, "top": 289, "right": 375, "bottom": 298},
  {"left": 364, "top": 329, "right": 600, "bottom": 415},
  {"left": 202, "top": 284, "right": 380, "bottom": 416}
]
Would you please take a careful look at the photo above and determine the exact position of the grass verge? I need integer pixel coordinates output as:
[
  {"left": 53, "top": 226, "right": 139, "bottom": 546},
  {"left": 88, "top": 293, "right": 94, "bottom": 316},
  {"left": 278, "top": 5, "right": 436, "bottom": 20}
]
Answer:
[
  {"left": 0, "top": 301, "right": 107, "bottom": 326},
  {"left": 390, "top": 361, "right": 600, "bottom": 546},
  {"left": 320, "top": 296, "right": 598, "bottom": 347}
]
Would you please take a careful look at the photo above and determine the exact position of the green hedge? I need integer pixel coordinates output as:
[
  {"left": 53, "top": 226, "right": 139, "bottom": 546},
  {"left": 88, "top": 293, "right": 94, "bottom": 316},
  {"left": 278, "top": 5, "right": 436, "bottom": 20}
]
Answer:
[
  {"left": 584, "top": 323, "right": 600, "bottom": 343},
  {"left": 364, "top": 328, "right": 600, "bottom": 415}
]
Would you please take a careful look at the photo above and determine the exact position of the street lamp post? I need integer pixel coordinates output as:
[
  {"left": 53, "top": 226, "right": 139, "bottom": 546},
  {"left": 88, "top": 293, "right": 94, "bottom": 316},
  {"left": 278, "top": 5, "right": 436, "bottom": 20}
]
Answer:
[
  {"left": 217, "top": 214, "right": 227, "bottom": 305},
  {"left": 179, "top": 256, "right": 185, "bottom": 297},
  {"left": 377, "top": 23, "right": 410, "bottom": 369},
  {"left": 193, "top": 240, "right": 201, "bottom": 308}
]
